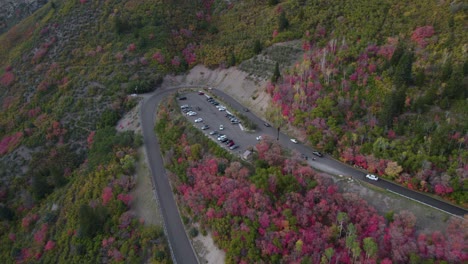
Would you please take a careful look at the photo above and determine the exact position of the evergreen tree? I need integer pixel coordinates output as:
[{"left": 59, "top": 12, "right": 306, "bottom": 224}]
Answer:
[
  {"left": 253, "top": 39, "right": 262, "bottom": 54},
  {"left": 278, "top": 11, "right": 289, "bottom": 31},
  {"left": 393, "top": 51, "right": 414, "bottom": 86},
  {"left": 271, "top": 62, "right": 281, "bottom": 83}
]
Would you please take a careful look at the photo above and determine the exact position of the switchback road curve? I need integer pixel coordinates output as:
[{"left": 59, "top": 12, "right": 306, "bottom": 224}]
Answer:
[{"left": 140, "top": 85, "right": 467, "bottom": 263}]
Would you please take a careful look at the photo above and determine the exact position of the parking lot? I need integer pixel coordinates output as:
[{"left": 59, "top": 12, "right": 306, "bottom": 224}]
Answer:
[{"left": 177, "top": 90, "right": 269, "bottom": 154}]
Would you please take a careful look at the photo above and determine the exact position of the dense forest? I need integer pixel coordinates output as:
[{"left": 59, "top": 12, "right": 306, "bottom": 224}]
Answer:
[{"left": 0, "top": 0, "right": 466, "bottom": 262}]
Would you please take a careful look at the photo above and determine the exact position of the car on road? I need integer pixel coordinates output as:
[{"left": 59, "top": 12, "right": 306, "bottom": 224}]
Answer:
[
  {"left": 187, "top": 111, "right": 197, "bottom": 116},
  {"left": 264, "top": 122, "right": 271, "bottom": 127},
  {"left": 229, "top": 144, "right": 239, "bottom": 150},
  {"left": 256, "top": 136, "right": 262, "bottom": 141},
  {"left": 290, "top": 138, "right": 298, "bottom": 144},
  {"left": 219, "top": 124, "right": 224, "bottom": 130},
  {"left": 312, "top": 151, "right": 323, "bottom": 157},
  {"left": 201, "top": 125, "right": 209, "bottom": 130},
  {"left": 209, "top": 130, "right": 218, "bottom": 135},
  {"left": 194, "top": 118, "right": 203, "bottom": 123},
  {"left": 366, "top": 174, "right": 379, "bottom": 181}
]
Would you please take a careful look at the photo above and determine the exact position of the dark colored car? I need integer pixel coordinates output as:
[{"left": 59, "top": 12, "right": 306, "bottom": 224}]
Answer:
[
  {"left": 301, "top": 154, "right": 308, "bottom": 160},
  {"left": 264, "top": 122, "right": 271, "bottom": 127},
  {"left": 178, "top": 96, "right": 187, "bottom": 100},
  {"left": 312, "top": 151, "right": 323, "bottom": 157}
]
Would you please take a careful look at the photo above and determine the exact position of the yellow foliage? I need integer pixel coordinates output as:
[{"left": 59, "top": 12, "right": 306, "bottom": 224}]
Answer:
[{"left": 385, "top": 161, "right": 403, "bottom": 178}]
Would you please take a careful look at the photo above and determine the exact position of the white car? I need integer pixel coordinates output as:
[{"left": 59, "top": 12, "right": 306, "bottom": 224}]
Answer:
[
  {"left": 194, "top": 118, "right": 203, "bottom": 123},
  {"left": 366, "top": 174, "right": 379, "bottom": 181},
  {"left": 219, "top": 125, "right": 224, "bottom": 130},
  {"left": 290, "top": 138, "right": 298, "bottom": 144},
  {"left": 218, "top": 107, "right": 226, "bottom": 111},
  {"left": 256, "top": 136, "right": 262, "bottom": 141},
  {"left": 187, "top": 111, "right": 197, "bottom": 116}
]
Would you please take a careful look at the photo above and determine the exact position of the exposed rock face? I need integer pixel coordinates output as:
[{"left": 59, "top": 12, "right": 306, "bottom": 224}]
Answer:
[{"left": 0, "top": 0, "right": 48, "bottom": 34}]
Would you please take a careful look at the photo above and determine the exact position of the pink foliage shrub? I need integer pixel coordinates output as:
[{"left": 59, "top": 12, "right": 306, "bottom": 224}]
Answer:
[
  {"left": 44, "top": 240, "right": 55, "bottom": 251},
  {"left": 272, "top": 29, "right": 278, "bottom": 38},
  {"left": 127, "top": 43, "right": 136, "bottom": 52},
  {"left": 0, "top": 71, "right": 15, "bottom": 86},
  {"left": 102, "top": 186, "right": 113, "bottom": 205},
  {"left": 171, "top": 56, "right": 181, "bottom": 67},
  {"left": 117, "top": 193, "right": 132, "bottom": 206},
  {"left": 411, "top": 26, "right": 435, "bottom": 48},
  {"left": 0, "top": 131, "right": 24, "bottom": 156},
  {"left": 152, "top": 52, "right": 165, "bottom": 64},
  {"left": 34, "top": 224, "right": 48, "bottom": 245}
]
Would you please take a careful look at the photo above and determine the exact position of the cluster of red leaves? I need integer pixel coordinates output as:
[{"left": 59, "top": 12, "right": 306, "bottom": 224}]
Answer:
[
  {"left": 171, "top": 56, "right": 181, "bottom": 67},
  {"left": 127, "top": 43, "right": 136, "bottom": 52},
  {"left": 0, "top": 71, "right": 15, "bottom": 87},
  {"left": 44, "top": 240, "right": 55, "bottom": 251},
  {"left": 152, "top": 51, "right": 165, "bottom": 64},
  {"left": 182, "top": 43, "right": 197, "bottom": 65},
  {"left": 34, "top": 224, "right": 48, "bottom": 245},
  {"left": 0, "top": 131, "right": 24, "bottom": 156},
  {"left": 21, "top": 213, "right": 39, "bottom": 229},
  {"left": 102, "top": 186, "right": 113, "bottom": 205},
  {"left": 46, "top": 121, "right": 67, "bottom": 142},
  {"left": 117, "top": 193, "right": 132, "bottom": 206},
  {"left": 411, "top": 26, "right": 435, "bottom": 48}
]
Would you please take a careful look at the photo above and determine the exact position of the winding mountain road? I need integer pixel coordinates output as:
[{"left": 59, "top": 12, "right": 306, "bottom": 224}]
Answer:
[{"left": 140, "top": 85, "right": 467, "bottom": 263}]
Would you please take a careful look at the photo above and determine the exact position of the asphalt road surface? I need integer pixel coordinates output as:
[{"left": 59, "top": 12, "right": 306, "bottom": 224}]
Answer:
[{"left": 141, "top": 85, "right": 467, "bottom": 264}]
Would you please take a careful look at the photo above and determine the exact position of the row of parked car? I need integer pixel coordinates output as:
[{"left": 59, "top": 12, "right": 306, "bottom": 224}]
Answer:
[{"left": 209, "top": 131, "right": 239, "bottom": 150}]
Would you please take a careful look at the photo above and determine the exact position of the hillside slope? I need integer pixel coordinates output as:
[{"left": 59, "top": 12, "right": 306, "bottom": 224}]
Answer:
[{"left": 0, "top": 0, "right": 466, "bottom": 263}]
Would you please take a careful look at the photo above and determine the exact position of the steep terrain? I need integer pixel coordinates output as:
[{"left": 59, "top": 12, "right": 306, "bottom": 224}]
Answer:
[{"left": 0, "top": 0, "right": 467, "bottom": 263}]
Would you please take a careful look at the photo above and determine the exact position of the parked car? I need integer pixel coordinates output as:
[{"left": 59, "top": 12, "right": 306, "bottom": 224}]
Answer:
[
  {"left": 220, "top": 137, "right": 229, "bottom": 143},
  {"left": 180, "top": 104, "right": 189, "bottom": 109},
  {"left": 264, "top": 122, "right": 271, "bottom": 127},
  {"left": 187, "top": 111, "right": 197, "bottom": 116},
  {"left": 178, "top": 96, "right": 187, "bottom": 100},
  {"left": 217, "top": 135, "right": 226, "bottom": 141},
  {"left": 290, "top": 138, "right": 298, "bottom": 144},
  {"left": 256, "top": 136, "right": 262, "bottom": 141},
  {"left": 243, "top": 108, "right": 249, "bottom": 112},
  {"left": 201, "top": 125, "right": 209, "bottom": 130},
  {"left": 198, "top": 91, "right": 204, "bottom": 95},
  {"left": 219, "top": 124, "right": 224, "bottom": 130},
  {"left": 228, "top": 141, "right": 235, "bottom": 147},
  {"left": 209, "top": 130, "right": 218, "bottom": 135},
  {"left": 229, "top": 144, "right": 239, "bottom": 150},
  {"left": 194, "top": 118, "right": 203, "bottom": 123},
  {"left": 301, "top": 154, "right": 308, "bottom": 160},
  {"left": 312, "top": 151, "right": 323, "bottom": 157},
  {"left": 366, "top": 174, "right": 379, "bottom": 181}
]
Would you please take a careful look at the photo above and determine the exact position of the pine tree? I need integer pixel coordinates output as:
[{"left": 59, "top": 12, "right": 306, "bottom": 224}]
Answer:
[{"left": 271, "top": 62, "right": 281, "bottom": 83}]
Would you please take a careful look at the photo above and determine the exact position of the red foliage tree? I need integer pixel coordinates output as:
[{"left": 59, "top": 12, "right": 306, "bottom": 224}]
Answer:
[
  {"left": 102, "top": 186, "right": 113, "bottom": 205},
  {"left": 44, "top": 240, "right": 55, "bottom": 251}
]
